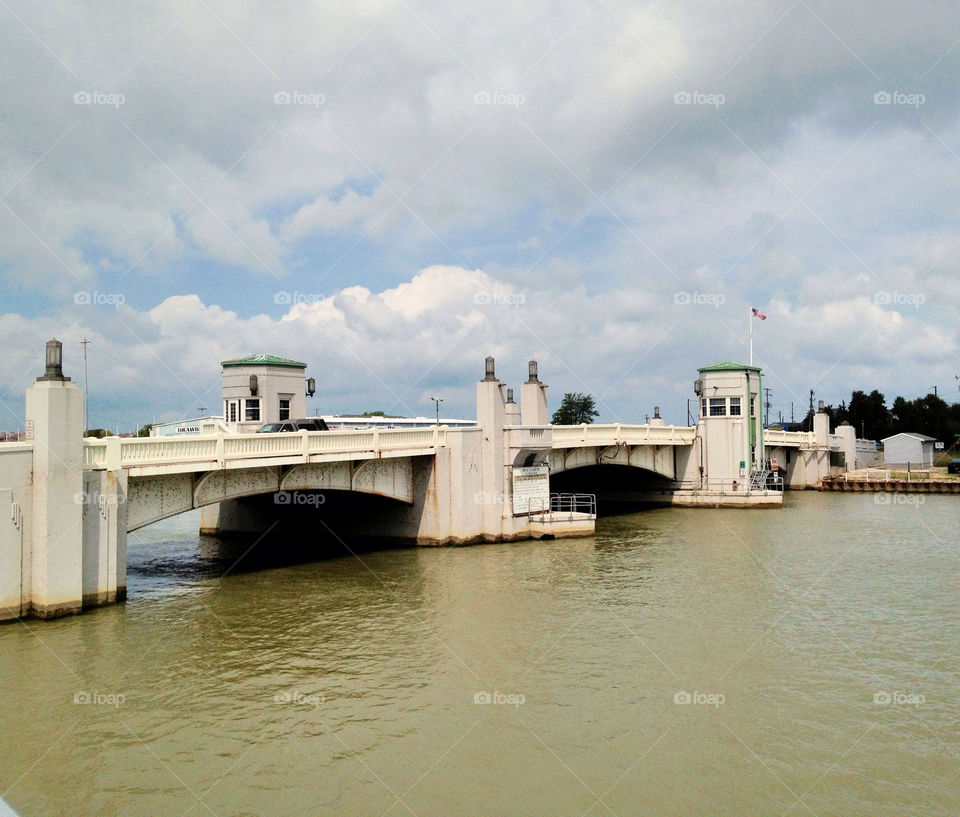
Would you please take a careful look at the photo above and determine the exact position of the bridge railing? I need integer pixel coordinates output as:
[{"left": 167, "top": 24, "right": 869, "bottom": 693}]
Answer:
[
  {"left": 763, "top": 429, "right": 815, "bottom": 447},
  {"left": 551, "top": 423, "right": 696, "bottom": 447},
  {"left": 83, "top": 427, "right": 449, "bottom": 469},
  {"left": 504, "top": 425, "right": 551, "bottom": 449}
]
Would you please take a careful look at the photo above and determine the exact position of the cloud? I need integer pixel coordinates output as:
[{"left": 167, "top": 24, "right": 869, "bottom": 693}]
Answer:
[
  {"left": 2, "top": 263, "right": 955, "bottom": 432},
  {"left": 2, "top": 1, "right": 960, "bottom": 426}
]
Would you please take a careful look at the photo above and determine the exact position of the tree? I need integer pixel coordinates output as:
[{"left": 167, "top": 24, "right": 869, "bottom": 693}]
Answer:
[
  {"left": 361, "top": 410, "right": 386, "bottom": 417},
  {"left": 551, "top": 393, "right": 599, "bottom": 425},
  {"left": 136, "top": 424, "right": 153, "bottom": 437},
  {"left": 847, "top": 390, "right": 889, "bottom": 440}
]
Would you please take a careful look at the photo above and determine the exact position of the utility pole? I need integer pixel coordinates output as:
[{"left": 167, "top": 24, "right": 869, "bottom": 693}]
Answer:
[
  {"left": 791, "top": 401, "right": 794, "bottom": 424},
  {"left": 930, "top": 385, "right": 938, "bottom": 398},
  {"left": 80, "top": 338, "right": 90, "bottom": 432}
]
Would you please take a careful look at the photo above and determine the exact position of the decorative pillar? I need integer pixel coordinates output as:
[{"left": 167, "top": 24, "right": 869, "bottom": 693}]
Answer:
[
  {"left": 25, "top": 340, "right": 84, "bottom": 617},
  {"left": 520, "top": 360, "right": 549, "bottom": 426}
]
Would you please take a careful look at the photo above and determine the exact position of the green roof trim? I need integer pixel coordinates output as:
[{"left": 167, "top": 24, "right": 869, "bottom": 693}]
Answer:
[
  {"left": 698, "top": 361, "right": 762, "bottom": 372},
  {"left": 221, "top": 354, "right": 307, "bottom": 369}
]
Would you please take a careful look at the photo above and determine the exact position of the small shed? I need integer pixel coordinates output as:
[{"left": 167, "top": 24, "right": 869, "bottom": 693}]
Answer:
[{"left": 880, "top": 432, "right": 936, "bottom": 467}]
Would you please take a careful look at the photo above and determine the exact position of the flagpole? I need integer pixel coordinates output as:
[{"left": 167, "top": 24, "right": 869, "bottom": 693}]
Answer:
[{"left": 749, "top": 306, "right": 753, "bottom": 365}]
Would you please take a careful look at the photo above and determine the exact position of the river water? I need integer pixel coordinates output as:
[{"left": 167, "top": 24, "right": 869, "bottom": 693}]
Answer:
[{"left": 1, "top": 492, "right": 957, "bottom": 816}]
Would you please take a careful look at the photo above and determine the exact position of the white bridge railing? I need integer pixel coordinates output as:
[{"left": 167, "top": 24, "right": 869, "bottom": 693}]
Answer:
[
  {"left": 83, "top": 427, "right": 449, "bottom": 470},
  {"left": 551, "top": 423, "right": 696, "bottom": 447},
  {"left": 763, "top": 429, "right": 816, "bottom": 447}
]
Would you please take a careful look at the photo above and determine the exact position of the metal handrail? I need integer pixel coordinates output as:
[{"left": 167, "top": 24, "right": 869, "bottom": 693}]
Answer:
[{"left": 529, "top": 492, "right": 597, "bottom": 520}]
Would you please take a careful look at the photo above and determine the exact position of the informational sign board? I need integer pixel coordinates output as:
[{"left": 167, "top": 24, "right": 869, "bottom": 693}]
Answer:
[
  {"left": 24, "top": 420, "right": 33, "bottom": 441},
  {"left": 935, "top": 441, "right": 944, "bottom": 450},
  {"left": 512, "top": 465, "right": 549, "bottom": 515},
  {"left": 176, "top": 426, "right": 201, "bottom": 434}
]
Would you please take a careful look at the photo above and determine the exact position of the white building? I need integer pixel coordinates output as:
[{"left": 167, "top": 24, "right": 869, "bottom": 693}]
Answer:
[
  {"left": 221, "top": 354, "right": 310, "bottom": 432},
  {"left": 881, "top": 432, "right": 936, "bottom": 467},
  {"left": 694, "top": 361, "right": 765, "bottom": 488}
]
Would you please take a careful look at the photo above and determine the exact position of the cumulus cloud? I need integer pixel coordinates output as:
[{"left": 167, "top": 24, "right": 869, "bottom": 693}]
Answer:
[
  {"left": 2, "top": 1, "right": 960, "bottom": 427},
  {"left": 2, "top": 264, "right": 954, "bottom": 432}
]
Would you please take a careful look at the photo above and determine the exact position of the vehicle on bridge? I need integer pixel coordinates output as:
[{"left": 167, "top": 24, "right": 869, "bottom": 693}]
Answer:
[{"left": 256, "top": 418, "right": 330, "bottom": 433}]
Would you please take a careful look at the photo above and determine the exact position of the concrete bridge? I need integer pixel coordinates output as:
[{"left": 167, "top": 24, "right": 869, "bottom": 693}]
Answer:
[{"left": 0, "top": 343, "right": 875, "bottom": 622}]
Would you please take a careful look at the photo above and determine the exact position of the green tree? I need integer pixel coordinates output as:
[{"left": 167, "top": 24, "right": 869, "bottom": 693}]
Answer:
[
  {"left": 136, "top": 424, "right": 153, "bottom": 437},
  {"left": 361, "top": 410, "right": 386, "bottom": 417},
  {"left": 83, "top": 428, "right": 114, "bottom": 438},
  {"left": 848, "top": 390, "right": 889, "bottom": 440},
  {"left": 551, "top": 393, "right": 599, "bottom": 425}
]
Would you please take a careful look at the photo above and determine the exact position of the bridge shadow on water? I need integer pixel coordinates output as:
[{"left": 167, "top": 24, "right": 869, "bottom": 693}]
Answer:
[
  {"left": 550, "top": 464, "right": 674, "bottom": 517},
  {"left": 128, "top": 492, "right": 421, "bottom": 591}
]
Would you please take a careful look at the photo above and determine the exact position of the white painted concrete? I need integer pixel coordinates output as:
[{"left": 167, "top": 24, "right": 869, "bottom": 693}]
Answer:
[{"left": 25, "top": 378, "right": 84, "bottom": 618}]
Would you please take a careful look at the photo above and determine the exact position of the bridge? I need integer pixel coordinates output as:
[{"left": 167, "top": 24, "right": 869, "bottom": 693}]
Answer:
[{"left": 0, "top": 344, "right": 876, "bottom": 622}]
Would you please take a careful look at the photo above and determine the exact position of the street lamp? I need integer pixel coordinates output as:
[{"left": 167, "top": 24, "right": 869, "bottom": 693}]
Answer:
[{"left": 430, "top": 396, "right": 444, "bottom": 425}]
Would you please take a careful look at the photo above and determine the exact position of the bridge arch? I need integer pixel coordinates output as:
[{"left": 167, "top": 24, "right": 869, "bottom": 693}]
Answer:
[
  {"left": 548, "top": 444, "right": 676, "bottom": 480},
  {"left": 125, "top": 458, "right": 416, "bottom": 532}
]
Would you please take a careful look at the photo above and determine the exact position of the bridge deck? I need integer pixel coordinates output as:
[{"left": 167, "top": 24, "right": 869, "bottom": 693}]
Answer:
[
  {"left": 551, "top": 423, "right": 696, "bottom": 447},
  {"left": 83, "top": 427, "right": 449, "bottom": 476}
]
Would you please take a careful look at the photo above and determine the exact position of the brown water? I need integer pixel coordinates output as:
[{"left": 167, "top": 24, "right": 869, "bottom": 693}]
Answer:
[{"left": 1, "top": 492, "right": 957, "bottom": 816}]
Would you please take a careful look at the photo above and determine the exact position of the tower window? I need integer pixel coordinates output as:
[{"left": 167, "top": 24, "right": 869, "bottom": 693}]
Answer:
[
  {"left": 709, "top": 398, "right": 726, "bottom": 416},
  {"left": 729, "top": 397, "right": 741, "bottom": 416}
]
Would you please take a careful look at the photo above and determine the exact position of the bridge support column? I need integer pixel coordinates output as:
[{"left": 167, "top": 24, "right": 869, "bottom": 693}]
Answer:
[
  {"left": 477, "top": 356, "right": 508, "bottom": 539},
  {"left": 25, "top": 340, "right": 84, "bottom": 618},
  {"left": 80, "top": 469, "right": 128, "bottom": 607}
]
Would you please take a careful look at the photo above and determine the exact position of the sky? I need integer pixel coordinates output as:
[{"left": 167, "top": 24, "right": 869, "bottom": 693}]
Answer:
[{"left": 1, "top": 0, "right": 959, "bottom": 431}]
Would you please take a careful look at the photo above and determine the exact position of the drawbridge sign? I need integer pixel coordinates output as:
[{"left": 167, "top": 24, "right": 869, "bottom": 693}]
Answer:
[{"left": 512, "top": 465, "right": 549, "bottom": 515}]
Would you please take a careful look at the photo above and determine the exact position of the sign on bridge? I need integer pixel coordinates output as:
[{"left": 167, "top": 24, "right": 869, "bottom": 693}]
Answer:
[{"left": 512, "top": 465, "right": 549, "bottom": 515}]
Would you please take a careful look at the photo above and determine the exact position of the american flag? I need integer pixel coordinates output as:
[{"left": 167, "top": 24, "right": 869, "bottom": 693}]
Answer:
[{"left": 752, "top": 306, "right": 767, "bottom": 320}]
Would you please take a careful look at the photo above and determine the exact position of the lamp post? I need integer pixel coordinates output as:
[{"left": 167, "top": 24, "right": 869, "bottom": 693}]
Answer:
[{"left": 430, "top": 396, "right": 444, "bottom": 425}]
